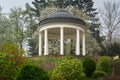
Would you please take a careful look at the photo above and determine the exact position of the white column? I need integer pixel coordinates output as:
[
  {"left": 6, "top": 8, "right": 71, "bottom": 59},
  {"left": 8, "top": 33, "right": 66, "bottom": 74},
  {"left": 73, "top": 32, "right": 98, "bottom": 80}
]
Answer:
[
  {"left": 60, "top": 27, "right": 64, "bottom": 55},
  {"left": 76, "top": 29, "right": 80, "bottom": 55},
  {"left": 44, "top": 29, "right": 49, "bottom": 55},
  {"left": 82, "top": 33, "right": 85, "bottom": 56},
  {"left": 39, "top": 32, "right": 42, "bottom": 56}
]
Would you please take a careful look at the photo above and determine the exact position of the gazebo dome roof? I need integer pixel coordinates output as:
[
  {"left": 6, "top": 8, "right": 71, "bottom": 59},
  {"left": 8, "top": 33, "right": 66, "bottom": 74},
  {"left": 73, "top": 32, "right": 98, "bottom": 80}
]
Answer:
[
  {"left": 48, "top": 10, "right": 77, "bottom": 19},
  {"left": 39, "top": 10, "right": 85, "bottom": 25}
]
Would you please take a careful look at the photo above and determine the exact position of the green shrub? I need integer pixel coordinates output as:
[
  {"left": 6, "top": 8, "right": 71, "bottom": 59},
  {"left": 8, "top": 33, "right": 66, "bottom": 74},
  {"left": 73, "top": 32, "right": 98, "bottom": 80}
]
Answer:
[
  {"left": 92, "top": 71, "right": 107, "bottom": 78},
  {"left": 83, "top": 57, "right": 96, "bottom": 77},
  {"left": 50, "top": 75, "right": 65, "bottom": 80},
  {"left": 15, "top": 64, "right": 49, "bottom": 80},
  {"left": 97, "top": 56, "right": 113, "bottom": 73},
  {"left": 0, "top": 42, "right": 30, "bottom": 80},
  {"left": 0, "top": 53, "right": 17, "bottom": 80},
  {"left": 0, "top": 42, "right": 24, "bottom": 55},
  {"left": 0, "top": 42, "right": 26, "bottom": 66},
  {"left": 51, "top": 56, "right": 83, "bottom": 80}
]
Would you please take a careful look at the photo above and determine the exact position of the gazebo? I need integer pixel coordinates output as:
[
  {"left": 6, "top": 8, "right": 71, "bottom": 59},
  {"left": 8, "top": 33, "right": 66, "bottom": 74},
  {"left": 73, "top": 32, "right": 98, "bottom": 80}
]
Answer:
[{"left": 38, "top": 10, "right": 86, "bottom": 56}]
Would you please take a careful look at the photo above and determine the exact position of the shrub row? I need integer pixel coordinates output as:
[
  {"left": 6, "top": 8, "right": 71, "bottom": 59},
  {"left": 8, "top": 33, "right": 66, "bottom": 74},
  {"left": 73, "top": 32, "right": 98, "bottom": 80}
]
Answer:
[
  {"left": 50, "top": 56, "right": 113, "bottom": 80},
  {"left": 0, "top": 41, "right": 113, "bottom": 80},
  {"left": 0, "top": 55, "right": 113, "bottom": 80}
]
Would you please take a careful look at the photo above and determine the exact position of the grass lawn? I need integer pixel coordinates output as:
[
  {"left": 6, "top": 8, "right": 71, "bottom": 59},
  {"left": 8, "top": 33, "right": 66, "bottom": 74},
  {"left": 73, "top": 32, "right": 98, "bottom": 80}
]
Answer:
[{"left": 30, "top": 55, "right": 61, "bottom": 72}]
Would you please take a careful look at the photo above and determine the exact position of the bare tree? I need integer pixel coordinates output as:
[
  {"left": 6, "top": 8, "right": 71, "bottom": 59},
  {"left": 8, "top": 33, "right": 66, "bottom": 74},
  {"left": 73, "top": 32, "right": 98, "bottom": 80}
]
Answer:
[{"left": 100, "top": 0, "right": 120, "bottom": 45}]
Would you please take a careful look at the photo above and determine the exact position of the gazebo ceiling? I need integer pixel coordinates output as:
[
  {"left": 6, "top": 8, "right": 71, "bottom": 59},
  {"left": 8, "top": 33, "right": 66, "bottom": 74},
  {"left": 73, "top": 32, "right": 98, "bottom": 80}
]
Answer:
[
  {"left": 39, "top": 10, "right": 85, "bottom": 26},
  {"left": 48, "top": 28, "right": 76, "bottom": 35},
  {"left": 48, "top": 28, "right": 77, "bottom": 39}
]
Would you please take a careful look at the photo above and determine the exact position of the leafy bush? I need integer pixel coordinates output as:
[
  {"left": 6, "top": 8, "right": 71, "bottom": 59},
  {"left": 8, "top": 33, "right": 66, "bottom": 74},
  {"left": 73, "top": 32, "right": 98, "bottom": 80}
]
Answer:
[
  {"left": 97, "top": 56, "right": 113, "bottom": 73},
  {"left": 92, "top": 71, "right": 107, "bottom": 78},
  {"left": 0, "top": 53, "right": 17, "bottom": 80},
  {"left": 0, "top": 42, "right": 24, "bottom": 55},
  {"left": 0, "top": 42, "right": 26, "bottom": 66},
  {"left": 78, "top": 76, "right": 89, "bottom": 80},
  {"left": 83, "top": 57, "right": 96, "bottom": 77},
  {"left": 50, "top": 75, "right": 65, "bottom": 80},
  {"left": 51, "top": 56, "right": 83, "bottom": 80},
  {"left": 15, "top": 64, "right": 49, "bottom": 80},
  {"left": 0, "top": 42, "right": 29, "bottom": 80}
]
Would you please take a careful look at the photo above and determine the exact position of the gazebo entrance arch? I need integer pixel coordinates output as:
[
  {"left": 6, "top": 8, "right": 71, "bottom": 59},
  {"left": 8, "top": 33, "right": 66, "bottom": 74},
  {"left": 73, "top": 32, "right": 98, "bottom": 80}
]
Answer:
[{"left": 38, "top": 10, "right": 86, "bottom": 56}]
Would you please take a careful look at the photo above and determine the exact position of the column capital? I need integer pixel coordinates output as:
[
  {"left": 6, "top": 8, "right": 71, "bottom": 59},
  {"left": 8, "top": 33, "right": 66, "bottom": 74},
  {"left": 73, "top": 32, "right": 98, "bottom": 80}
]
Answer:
[
  {"left": 60, "top": 27, "right": 64, "bottom": 29},
  {"left": 44, "top": 29, "right": 48, "bottom": 31}
]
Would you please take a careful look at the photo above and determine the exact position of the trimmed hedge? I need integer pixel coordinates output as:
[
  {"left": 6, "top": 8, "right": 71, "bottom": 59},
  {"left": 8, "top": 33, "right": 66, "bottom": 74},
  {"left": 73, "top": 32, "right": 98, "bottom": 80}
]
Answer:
[
  {"left": 15, "top": 64, "right": 49, "bottom": 80},
  {"left": 83, "top": 57, "right": 96, "bottom": 77}
]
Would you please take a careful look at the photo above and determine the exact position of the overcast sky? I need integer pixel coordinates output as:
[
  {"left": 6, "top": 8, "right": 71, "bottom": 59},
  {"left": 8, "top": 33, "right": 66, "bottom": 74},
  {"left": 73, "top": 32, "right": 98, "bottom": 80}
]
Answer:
[{"left": 0, "top": 0, "right": 119, "bottom": 13}]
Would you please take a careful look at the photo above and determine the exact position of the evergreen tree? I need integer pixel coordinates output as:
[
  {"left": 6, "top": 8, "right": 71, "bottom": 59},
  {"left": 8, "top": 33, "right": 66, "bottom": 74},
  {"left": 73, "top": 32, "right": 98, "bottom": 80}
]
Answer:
[
  {"left": 31, "top": 0, "right": 48, "bottom": 19},
  {"left": 24, "top": 3, "right": 38, "bottom": 55}
]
